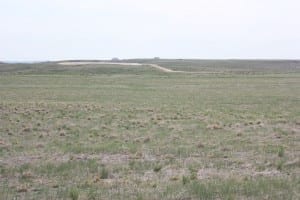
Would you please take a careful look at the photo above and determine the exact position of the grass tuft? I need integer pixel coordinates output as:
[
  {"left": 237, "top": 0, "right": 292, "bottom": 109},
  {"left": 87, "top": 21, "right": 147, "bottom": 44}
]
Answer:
[{"left": 69, "top": 187, "right": 79, "bottom": 200}]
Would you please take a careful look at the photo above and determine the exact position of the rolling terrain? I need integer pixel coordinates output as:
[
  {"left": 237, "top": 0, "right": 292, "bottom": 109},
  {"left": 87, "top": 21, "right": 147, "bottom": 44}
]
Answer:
[{"left": 0, "top": 60, "right": 299, "bottom": 199}]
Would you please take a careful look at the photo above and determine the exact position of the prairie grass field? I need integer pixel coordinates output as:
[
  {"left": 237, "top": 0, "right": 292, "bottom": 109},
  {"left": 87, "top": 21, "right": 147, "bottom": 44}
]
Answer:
[{"left": 0, "top": 60, "right": 299, "bottom": 199}]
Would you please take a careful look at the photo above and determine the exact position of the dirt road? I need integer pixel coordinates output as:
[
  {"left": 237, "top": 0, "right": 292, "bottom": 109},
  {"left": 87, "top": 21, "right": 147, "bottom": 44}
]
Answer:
[
  {"left": 58, "top": 61, "right": 213, "bottom": 73},
  {"left": 58, "top": 62, "right": 143, "bottom": 66}
]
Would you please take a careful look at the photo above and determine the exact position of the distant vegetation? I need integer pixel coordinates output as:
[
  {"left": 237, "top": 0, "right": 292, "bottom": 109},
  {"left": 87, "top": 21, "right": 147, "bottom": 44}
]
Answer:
[
  {"left": 1, "top": 59, "right": 299, "bottom": 74},
  {"left": 111, "top": 57, "right": 119, "bottom": 61}
]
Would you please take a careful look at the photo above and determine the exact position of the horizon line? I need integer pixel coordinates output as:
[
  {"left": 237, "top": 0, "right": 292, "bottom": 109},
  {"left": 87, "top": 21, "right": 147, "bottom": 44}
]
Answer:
[{"left": 2, "top": 58, "right": 300, "bottom": 64}]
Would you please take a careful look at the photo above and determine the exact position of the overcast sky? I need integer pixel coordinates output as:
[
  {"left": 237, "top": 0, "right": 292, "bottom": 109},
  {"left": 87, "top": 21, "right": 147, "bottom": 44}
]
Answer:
[{"left": 1, "top": 0, "right": 300, "bottom": 61}]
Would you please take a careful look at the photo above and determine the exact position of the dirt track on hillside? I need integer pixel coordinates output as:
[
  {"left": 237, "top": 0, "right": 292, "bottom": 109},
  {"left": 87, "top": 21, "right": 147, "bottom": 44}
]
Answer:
[{"left": 58, "top": 61, "right": 217, "bottom": 73}]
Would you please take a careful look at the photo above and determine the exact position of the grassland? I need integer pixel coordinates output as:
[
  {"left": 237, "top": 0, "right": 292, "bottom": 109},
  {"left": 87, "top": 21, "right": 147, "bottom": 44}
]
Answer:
[{"left": 0, "top": 60, "right": 299, "bottom": 199}]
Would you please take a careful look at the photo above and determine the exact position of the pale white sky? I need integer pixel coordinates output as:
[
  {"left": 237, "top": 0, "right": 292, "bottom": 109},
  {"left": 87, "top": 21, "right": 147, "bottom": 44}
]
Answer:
[{"left": 0, "top": 0, "right": 299, "bottom": 61}]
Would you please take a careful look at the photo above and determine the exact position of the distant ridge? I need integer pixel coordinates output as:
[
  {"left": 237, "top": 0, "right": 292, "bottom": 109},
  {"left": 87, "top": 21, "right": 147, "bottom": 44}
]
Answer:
[{"left": 0, "top": 60, "right": 47, "bottom": 64}]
